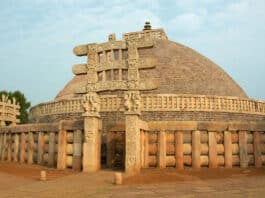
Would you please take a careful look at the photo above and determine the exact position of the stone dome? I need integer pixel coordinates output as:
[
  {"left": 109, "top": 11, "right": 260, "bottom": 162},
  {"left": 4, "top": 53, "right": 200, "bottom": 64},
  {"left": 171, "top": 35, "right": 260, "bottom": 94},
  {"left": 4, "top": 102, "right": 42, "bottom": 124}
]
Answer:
[
  {"left": 55, "top": 39, "right": 247, "bottom": 100},
  {"left": 29, "top": 25, "right": 265, "bottom": 126}
]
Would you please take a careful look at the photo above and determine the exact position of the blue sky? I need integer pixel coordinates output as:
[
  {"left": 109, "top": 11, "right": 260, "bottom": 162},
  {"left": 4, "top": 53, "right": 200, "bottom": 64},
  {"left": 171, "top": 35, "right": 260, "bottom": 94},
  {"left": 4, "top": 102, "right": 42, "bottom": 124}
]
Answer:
[{"left": 0, "top": 0, "right": 264, "bottom": 106}]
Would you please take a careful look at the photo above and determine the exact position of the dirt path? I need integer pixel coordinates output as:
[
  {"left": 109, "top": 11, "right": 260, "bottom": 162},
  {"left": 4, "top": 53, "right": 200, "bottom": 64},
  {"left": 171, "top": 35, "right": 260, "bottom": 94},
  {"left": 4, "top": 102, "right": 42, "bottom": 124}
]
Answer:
[
  {"left": 123, "top": 167, "right": 265, "bottom": 184},
  {"left": 0, "top": 161, "right": 74, "bottom": 180},
  {"left": 0, "top": 161, "right": 265, "bottom": 198}
]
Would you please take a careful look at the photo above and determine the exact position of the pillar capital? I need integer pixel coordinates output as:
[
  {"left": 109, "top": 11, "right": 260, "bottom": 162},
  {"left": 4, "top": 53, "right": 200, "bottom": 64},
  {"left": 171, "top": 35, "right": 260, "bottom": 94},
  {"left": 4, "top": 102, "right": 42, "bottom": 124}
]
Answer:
[{"left": 82, "top": 92, "right": 100, "bottom": 118}]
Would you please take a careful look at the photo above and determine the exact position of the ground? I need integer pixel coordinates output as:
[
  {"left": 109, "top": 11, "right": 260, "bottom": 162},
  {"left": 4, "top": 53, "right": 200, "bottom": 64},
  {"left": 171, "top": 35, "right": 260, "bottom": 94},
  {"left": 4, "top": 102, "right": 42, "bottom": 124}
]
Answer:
[{"left": 0, "top": 162, "right": 265, "bottom": 197}]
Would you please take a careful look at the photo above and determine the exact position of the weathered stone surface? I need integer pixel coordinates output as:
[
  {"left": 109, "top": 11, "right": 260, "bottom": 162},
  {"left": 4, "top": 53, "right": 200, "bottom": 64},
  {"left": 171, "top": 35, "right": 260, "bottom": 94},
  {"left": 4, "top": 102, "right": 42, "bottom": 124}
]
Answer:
[
  {"left": 72, "top": 64, "right": 87, "bottom": 75},
  {"left": 198, "top": 122, "right": 228, "bottom": 131},
  {"left": 224, "top": 131, "right": 232, "bottom": 168},
  {"left": 192, "top": 130, "right": 201, "bottom": 168},
  {"left": 0, "top": 123, "right": 58, "bottom": 133},
  {"left": 37, "top": 132, "right": 44, "bottom": 165},
  {"left": 175, "top": 131, "right": 183, "bottom": 169},
  {"left": 250, "top": 122, "right": 265, "bottom": 131},
  {"left": 83, "top": 116, "right": 101, "bottom": 172},
  {"left": 73, "top": 130, "right": 82, "bottom": 171},
  {"left": 208, "top": 132, "right": 217, "bottom": 168},
  {"left": 158, "top": 131, "right": 166, "bottom": 168},
  {"left": 228, "top": 122, "right": 250, "bottom": 131},
  {"left": 27, "top": 132, "right": 34, "bottom": 164},
  {"left": 253, "top": 132, "right": 262, "bottom": 168},
  {"left": 0, "top": 95, "right": 20, "bottom": 126},
  {"left": 61, "top": 120, "right": 84, "bottom": 131},
  {"left": 239, "top": 131, "right": 248, "bottom": 168},
  {"left": 57, "top": 129, "right": 67, "bottom": 170},
  {"left": 73, "top": 45, "right": 88, "bottom": 56},
  {"left": 48, "top": 132, "right": 55, "bottom": 167},
  {"left": 125, "top": 114, "right": 141, "bottom": 175},
  {"left": 149, "top": 121, "right": 198, "bottom": 131}
]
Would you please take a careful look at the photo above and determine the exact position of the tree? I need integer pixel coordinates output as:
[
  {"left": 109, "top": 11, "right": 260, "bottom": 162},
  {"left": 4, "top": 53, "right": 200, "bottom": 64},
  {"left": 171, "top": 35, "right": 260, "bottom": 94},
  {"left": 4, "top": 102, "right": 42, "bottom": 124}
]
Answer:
[{"left": 0, "top": 90, "right": 31, "bottom": 124}]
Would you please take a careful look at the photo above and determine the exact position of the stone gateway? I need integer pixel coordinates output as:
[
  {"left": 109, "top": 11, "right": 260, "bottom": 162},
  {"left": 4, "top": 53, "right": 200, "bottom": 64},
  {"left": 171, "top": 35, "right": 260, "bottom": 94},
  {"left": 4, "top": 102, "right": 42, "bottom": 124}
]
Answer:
[{"left": 1, "top": 22, "right": 265, "bottom": 176}]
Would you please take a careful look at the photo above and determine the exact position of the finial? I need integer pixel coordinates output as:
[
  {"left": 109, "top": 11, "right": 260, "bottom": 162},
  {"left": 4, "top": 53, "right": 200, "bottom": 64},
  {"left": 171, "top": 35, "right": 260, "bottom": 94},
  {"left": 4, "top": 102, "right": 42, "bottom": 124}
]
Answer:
[{"left": 143, "top": 21, "right": 152, "bottom": 31}]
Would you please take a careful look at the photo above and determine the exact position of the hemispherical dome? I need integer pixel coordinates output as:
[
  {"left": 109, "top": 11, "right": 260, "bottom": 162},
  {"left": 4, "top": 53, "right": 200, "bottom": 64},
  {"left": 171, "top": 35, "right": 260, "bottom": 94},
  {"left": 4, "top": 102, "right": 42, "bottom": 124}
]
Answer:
[{"left": 55, "top": 39, "right": 247, "bottom": 100}]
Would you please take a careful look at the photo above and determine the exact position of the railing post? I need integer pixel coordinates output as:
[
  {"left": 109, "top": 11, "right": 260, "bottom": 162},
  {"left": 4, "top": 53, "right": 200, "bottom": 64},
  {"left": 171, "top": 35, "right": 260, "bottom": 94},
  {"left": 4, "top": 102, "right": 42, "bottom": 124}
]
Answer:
[
  {"left": 192, "top": 130, "right": 201, "bottom": 168},
  {"left": 37, "top": 132, "right": 45, "bottom": 165},
  {"left": 73, "top": 129, "right": 82, "bottom": 171},
  {"left": 7, "top": 133, "right": 12, "bottom": 161},
  {"left": 224, "top": 131, "right": 232, "bottom": 168},
  {"left": 57, "top": 122, "right": 67, "bottom": 170},
  {"left": 13, "top": 134, "right": 19, "bottom": 162},
  {"left": 27, "top": 132, "right": 34, "bottom": 164},
  {"left": 209, "top": 131, "right": 217, "bottom": 168},
  {"left": 48, "top": 132, "right": 55, "bottom": 167},
  {"left": 1, "top": 133, "right": 6, "bottom": 160},
  {"left": 239, "top": 131, "right": 248, "bottom": 168},
  {"left": 158, "top": 130, "right": 166, "bottom": 168},
  {"left": 253, "top": 131, "right": 262, "bottom": 168},
  {"left": 20, "top": 133, "right": 26, "bottom": 163},
  {"left": 175, "top": 131, "right": 183, "bottom": 170}
]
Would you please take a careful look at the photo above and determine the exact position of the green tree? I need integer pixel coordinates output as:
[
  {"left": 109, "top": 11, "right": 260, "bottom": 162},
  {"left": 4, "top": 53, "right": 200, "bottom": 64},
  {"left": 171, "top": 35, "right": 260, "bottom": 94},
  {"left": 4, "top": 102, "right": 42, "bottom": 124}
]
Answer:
[{"left": 0, "top": 90, "right": 31, "bottom": 124}]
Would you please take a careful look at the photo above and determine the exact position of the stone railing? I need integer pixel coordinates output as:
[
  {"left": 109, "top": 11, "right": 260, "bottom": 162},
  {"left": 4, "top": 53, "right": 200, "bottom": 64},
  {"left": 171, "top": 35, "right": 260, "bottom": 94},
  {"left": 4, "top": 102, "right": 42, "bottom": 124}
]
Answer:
[
  {"left": 0, "top": 120, "right": 84, "bottom": 171},
  {"left": 29, "top": 94, "right": 265, "bottom": 119},
  {"left": 107, "top": 121, "right": 265, "bottom": 170},
  {"left": 0, "top": 95, "right": 20, "bottom": 126},
  {"left": 141, "top": 94, "right": 265, "bottom": 115},
  {"left": 29, "top": 98, "right": 84, "bottom": 119}
]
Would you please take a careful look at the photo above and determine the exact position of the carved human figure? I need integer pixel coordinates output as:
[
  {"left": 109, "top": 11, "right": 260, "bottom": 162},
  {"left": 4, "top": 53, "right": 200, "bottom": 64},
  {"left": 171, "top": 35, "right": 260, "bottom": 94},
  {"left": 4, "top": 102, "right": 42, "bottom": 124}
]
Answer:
[
  {"left": 124, "top": 91, "right": 141, "bottom": 114},
  {"left": 124, "top": 93, "right": 132, "bottom": 112},
  {"left": 83, "top": 92, "right": 100, "bottom": 116}
]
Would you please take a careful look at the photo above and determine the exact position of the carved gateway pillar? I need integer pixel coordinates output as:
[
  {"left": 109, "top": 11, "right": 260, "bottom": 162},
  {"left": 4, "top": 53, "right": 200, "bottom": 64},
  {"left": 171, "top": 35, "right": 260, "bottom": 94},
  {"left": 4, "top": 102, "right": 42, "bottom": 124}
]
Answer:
[
  {"left": 72, "top": 25, "right": 162, "bottom": 173},
  {"left": 124, "top": 91, "right": 141, "bottom": 175},
  {"left": 75, "top": 43, "right": 102, "bottom": 172},
  {"left": 83, "top": 92, "right": 101, "bottom": 172}
]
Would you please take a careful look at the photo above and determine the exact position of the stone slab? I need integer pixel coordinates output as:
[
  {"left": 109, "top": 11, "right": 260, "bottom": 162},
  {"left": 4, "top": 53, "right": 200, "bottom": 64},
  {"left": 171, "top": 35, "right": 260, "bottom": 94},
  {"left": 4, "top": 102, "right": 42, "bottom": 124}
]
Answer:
[
  {"left": 250, "top": 122, "right": 265, "bottom": 131},
  {"left": 228, "top": 122, "right": 250, "bottom": 131},
  {"left": 198, "top": 122, "right": 228, "bottom": 131},
  {"left": 148, "top": 121, "right": 198, "bottom": 131}
]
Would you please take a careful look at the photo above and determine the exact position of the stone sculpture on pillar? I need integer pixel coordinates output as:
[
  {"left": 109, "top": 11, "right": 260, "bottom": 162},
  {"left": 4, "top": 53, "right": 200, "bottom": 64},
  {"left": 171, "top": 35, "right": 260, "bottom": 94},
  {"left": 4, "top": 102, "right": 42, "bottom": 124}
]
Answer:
[
  {"left": 124, "top": 91, "right": 141, "bottom": 115},
  {"left": 83, "top": 92, "right": 100, "bottom": 118}
]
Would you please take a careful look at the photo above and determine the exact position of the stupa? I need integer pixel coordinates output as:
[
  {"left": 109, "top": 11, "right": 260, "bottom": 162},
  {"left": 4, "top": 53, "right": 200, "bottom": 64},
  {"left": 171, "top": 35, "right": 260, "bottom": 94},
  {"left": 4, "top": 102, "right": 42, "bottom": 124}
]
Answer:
[{"left": 1, "top": 22, "right": 265, "bottom": 174}]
